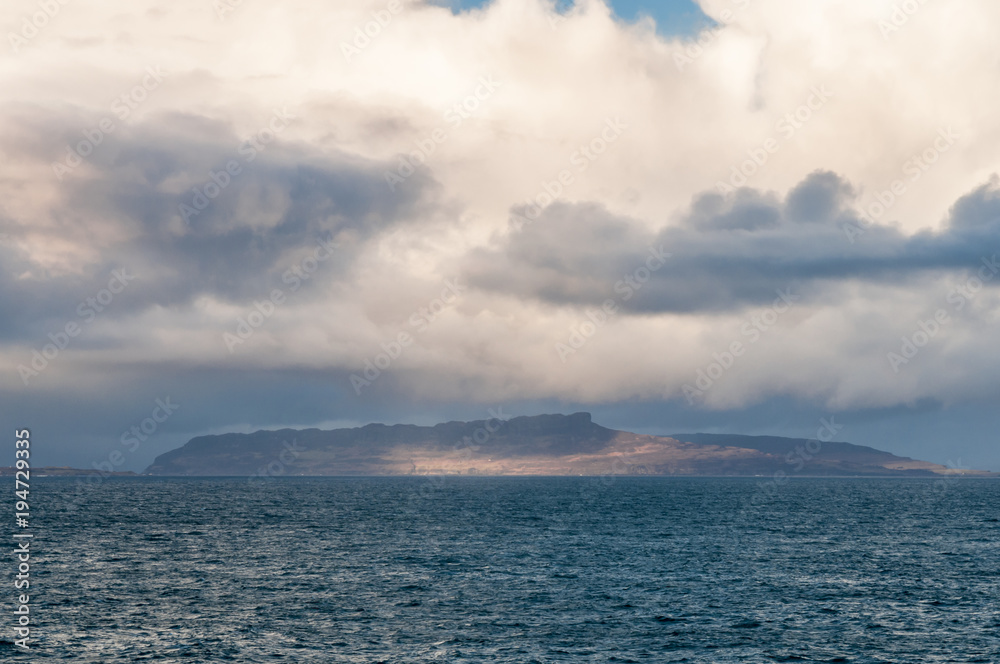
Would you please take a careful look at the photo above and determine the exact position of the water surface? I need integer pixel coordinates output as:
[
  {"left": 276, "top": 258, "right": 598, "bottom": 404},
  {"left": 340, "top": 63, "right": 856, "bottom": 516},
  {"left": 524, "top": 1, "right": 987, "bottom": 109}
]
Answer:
[{"left": 8, "top": 476, "right": 999, "bottom": 662}]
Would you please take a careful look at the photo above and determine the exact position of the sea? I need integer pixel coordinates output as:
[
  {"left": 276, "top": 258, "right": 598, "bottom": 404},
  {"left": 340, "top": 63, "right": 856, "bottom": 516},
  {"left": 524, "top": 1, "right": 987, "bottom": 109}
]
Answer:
[{"left": 6, "top": 476, "right": 999, "bottom": 662}]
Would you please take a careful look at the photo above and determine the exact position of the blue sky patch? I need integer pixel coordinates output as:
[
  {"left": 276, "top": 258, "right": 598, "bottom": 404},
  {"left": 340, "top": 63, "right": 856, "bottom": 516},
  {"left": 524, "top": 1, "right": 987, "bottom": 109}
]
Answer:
[{"left": 432, "top": 0, "right": 714, "bottom": 37}]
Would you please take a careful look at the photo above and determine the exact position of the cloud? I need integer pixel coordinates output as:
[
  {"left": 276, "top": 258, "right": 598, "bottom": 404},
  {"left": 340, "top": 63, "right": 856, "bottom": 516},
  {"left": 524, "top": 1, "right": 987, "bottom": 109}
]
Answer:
[
  {"left": 465, "top": 171, "right": 1000, "bottom": 314},
  {"left": 0, "top": 107, "right": 438, "bottom": 343},
  {"left": 2, "top": 0, "right": 1000, "bottom": 468}
]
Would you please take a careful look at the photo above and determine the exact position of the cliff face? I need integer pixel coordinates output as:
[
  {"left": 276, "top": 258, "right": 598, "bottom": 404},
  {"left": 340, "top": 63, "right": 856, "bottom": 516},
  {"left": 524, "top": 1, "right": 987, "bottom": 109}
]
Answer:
[{"left": 144, "top": 413, "right": 991, "bottom": 477}]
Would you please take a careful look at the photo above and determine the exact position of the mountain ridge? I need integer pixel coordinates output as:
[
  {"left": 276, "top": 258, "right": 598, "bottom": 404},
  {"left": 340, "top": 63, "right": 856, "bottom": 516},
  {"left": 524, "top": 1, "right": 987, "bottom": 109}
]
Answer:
[{"left": 144, "top": 413, "right": 994, "bottom": 477}]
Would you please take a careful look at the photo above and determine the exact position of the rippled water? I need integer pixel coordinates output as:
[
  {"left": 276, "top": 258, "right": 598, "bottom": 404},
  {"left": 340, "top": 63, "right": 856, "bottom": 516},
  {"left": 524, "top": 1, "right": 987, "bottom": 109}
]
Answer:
[{"left": 6, "top": 477, "right": 1000, "bottom": 662}]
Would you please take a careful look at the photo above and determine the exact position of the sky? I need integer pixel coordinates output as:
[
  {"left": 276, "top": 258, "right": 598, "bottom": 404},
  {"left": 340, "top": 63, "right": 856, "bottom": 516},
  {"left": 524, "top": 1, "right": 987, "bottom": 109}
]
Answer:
[
  {"left": 3, "top": 0, "right": 1000, "bottom": 472},
  {"left": 437, "top": 0, "right": 715, "bottom": 36}
]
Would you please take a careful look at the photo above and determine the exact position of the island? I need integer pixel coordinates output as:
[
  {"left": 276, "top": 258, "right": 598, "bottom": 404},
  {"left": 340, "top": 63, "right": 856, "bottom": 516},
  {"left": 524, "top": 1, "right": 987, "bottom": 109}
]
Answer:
[{"left": 143, "top": 412, "right": 995, "bottom": 477}]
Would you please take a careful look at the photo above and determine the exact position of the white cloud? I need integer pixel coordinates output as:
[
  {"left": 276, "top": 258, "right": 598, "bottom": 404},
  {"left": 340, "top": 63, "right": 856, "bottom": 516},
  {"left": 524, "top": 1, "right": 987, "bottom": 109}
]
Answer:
[{"left": 3, "top": 0, "right": 1000, "bottom": 418}]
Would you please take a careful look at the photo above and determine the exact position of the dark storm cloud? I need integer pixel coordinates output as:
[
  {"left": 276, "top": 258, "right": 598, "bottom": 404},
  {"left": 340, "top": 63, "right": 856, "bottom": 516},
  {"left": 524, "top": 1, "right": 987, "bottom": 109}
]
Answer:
[
  {"left": 464, "top": 171, "right": 1000, "bottom": 313},
  {"left": 0, "top": 108, "right": 438, "bottom": 342}
]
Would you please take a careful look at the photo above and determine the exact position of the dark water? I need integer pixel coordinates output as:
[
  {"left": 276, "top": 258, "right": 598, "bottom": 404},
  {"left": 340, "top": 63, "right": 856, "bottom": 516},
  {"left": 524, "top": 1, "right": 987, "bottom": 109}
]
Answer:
[{"left": 7, "top": 477, "right": 1000, "bottom": 662}]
